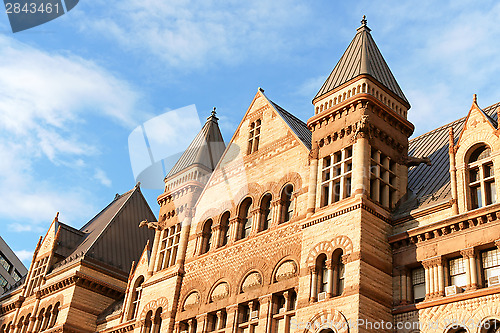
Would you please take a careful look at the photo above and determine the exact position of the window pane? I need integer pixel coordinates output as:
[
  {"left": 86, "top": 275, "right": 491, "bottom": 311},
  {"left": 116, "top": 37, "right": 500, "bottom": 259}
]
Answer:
[
  {"left": 413, "top": 284, "right": 425, "bottom": 302},
  {"left": 450, "top": 273, "right": 467, "bottom": 287}
]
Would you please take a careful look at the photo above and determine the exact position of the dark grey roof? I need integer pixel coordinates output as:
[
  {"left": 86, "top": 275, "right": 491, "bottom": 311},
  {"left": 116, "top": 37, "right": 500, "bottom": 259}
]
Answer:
[
  {"left": 270, "top": 101, "right": 312, "bottom": 150},
  {"left": 393, "top": 102, "right": 500, "bottom": 217},
  {"left": 52, "top": 185, "right": 156, "bottom": 273},
  {"left": 166, "top": 112, "right": 226, "bottom": 178},
  {"left": 315, "top": 22, "right": 408, "bottom": 105}
]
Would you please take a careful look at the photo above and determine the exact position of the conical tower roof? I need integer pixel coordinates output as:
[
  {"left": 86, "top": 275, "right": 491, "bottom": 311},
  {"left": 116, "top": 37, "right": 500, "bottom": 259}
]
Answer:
[
  {"left": 166, "top": 109, "right": 225, "bottom": 178},
  {"left": 314, "top": 16, "right": 408, "bottom": 105}
]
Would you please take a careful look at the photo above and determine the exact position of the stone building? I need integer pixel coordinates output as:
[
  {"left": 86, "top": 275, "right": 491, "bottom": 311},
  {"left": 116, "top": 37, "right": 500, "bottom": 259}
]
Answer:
[{"left": 2, "top": 18, "right": 500, "bottom": 333}]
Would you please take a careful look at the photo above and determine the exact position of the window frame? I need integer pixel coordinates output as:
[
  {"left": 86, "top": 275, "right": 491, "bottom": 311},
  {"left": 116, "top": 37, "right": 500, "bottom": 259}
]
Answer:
[{"left": 320, "top": 146, "right": 353, "bottom": 207}]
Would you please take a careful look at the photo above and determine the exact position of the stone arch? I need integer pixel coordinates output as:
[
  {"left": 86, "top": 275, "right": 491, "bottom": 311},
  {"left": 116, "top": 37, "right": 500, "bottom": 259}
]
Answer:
[
  {"left": 457, "top": 131, "right": 497, "bottom": 166},
  {"left": 272, "top": 257, "right": 299, "bottom": 283},
  {"left": 208, "top": 280, "right": 231, "bottom": 303},
  {"left": 233, "top": 183, "right": 262, "bottom": 209},
  {"left": 444, "top": 323, "right": 470, "bottom": 333},
  {"left": 140, "top": 297, "right": 168, "bottom": 319},
  {"left": 331, "top": 235, "right": 354, "bottom": 255},
  {"left": 181, "top": 291, "right": 200, "bottom": 311},
  {"left": 302, "top": 309, "right": 349, "bottom": 333},
  {"left": 240, "top": 270, "right": 264, "bottom": 293},
  {"left": 276, "top": 172, "right": 303, "bottom": 198},
  {"left": 478, "top": 317, "right": 500, "bottom": 333},
  {"left": 198, "top": 208, "right": 219, "bottom": 227},
  {"left": 307, "top": 241, "right": 335, "bottom": 266}
]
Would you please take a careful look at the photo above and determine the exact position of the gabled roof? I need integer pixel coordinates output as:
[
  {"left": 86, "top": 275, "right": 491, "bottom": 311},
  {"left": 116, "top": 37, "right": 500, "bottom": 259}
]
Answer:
[
  {"left": 270, "top": 101, "right": 312, "bottom": 150},
  {"left": 315, "top": 17, "right": 408, "bottom": 105},
  {"left": 52, "top": 184, "right": 156, "bottom": 273},
  {"left": 393, "top": 101, "right": 500, "bottom": 217},
  {"left": 166, "top": 110, "right": 226, "bottom": 178}
]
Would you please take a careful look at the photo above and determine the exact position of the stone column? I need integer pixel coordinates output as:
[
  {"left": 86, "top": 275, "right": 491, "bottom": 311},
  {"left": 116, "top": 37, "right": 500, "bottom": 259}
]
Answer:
[
  {"left": 215, "top": 311, "right": 224, "bottom": 331},
  {"left": 423, "top": 261, "right": 431, "bottom": 299},
  {"left": 325, "top": 261, "right": 333, "bottom": 298},
  {"left": 352, "top": 129, "right": 370, "bottom": 198},
  {"left": 211, "top": 224, "right": 221, "bottom": 249},
  {"left": 307, "top": 141, "right": 319, "bottom": 217},
  {"left": 148, "top": 229, "right": 162, "bottom": 276},
  {"left": 187, "top": 318, "right": 197, "bottom": 333},
  {"left": 26, "top": 293, "right": 40, "bottom": 333},
  {"left": 250, "top": 208, "right": 260, "bottom": 236},
  {"left": 154, "top": 229, "right": 166, "bottom": 270},
  {"left": 271, "top": 201, "right": 280, "bottom": 227},
  {"left": 225, "top": 305, "right": 238, "bottom": 333},
  {"left": 195, "top": 314, "right": 207, "bottom": 333},
  {"left": 228, "top": 217, "right": 240, "bottom": 243},
  {"left": 400, "top": 268, "right": 408, "bottom": 304},
  {"left": 257, "top": 295, "right": 271, "bottom": 333},
  {"left": 309, "top": 267, "right": 318, "bottom": 302},
  {"left": 437, "top": 258, "right": 445, "bottom": 297},
  {"left": 461, "top": 248, "right": 475, "bottom": 290},
  {"left": 176, "top": 209, "right": 194, "bottom": 266}
]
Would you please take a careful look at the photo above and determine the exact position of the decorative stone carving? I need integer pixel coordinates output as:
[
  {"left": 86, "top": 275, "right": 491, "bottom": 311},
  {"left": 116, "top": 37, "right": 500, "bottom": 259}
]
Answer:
[
  {"left": 275, "top": 260, "right": 298, "bottom": 282},
  {"left": 183, "top": 292, "right": 200, "bottom": 310},
  {"left": 210, "top": 282, "right": 229, "bottom": 302},
  {"left": 241, "top": 272, "right": 263, "bottom": 293}
]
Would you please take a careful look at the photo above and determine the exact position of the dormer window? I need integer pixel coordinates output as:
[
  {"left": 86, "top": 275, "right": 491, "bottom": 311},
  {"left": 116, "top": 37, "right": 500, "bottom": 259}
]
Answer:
[
  {"left": 247, "top": 120, "right": 261, "bottom": 154},
  {"left": 468, "top": 144, "right": 495, "bottom": 209}
]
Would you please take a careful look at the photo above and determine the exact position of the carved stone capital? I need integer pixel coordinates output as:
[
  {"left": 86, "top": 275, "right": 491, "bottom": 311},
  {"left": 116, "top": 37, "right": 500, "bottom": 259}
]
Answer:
[
  {"left": 495, "top": 239, "right": 500, "bottom": 249},
  {"left": 308, "top": 266, "right": 318, "bottom": 274},
  {"left": 460, "top": 248, "right": 475, "bottom": 259}
]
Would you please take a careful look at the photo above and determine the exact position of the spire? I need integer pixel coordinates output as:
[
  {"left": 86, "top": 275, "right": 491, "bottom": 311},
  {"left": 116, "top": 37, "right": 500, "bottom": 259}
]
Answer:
[
  {"left": 314, "top": 17, "right": 408, "bottom": 105},
  {"left": 166, "top": 109, "right": 226, "bottom": 178}
]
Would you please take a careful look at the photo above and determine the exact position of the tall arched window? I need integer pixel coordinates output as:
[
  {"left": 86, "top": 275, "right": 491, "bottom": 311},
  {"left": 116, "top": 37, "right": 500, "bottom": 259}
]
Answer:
[
  {"left": 219, "top": 212, "right": 230, "bottom": 247},
  {"left": 42, "top": 305, "right": 52, "bottom": 331},
  {"left": 35, "top": 309, "right": 45, "bottom": 332},
  {"left": 16, "top": 317, "right": 24, "bottom": 333},
  {"left": 247, "top": 120, "right": 261, "bottom": 155},
  {"left": 49, "top": 303, "right": 60, "bottom": 328},
  {"left": 316, "top": 254, "right": 328, "bottom": 294},
  {"left": 332, "top": 249, "right": 344, "bottom": 296},
  {"left": 128, "top": 276, "right": 144, "bottom": 320},
  {"left": 280, "top": 185, "right": 294, "bottom": 223},
  {"left": 260, "top": 194, "right": 272, "bottom": 231},
  {"left": 1, "top": 323, "right": 6, "bottom": 333},
  {"left": 468, "top": 144, "right": 495, "bottom": 209},
  {"left": 152, "top": 308, "right": 162, "bottom": 333},
  {"left": 21, "top": 314, "right": 30, "bottom": 333},
  {"left": 238, "top": 198, "right": 253, "bottom": 240},
  {"left": 144, "top": 311, "right": 153, "bottom": 333},
  {"left": 200, "top": 219, "right": 213, "bottom": 254}
]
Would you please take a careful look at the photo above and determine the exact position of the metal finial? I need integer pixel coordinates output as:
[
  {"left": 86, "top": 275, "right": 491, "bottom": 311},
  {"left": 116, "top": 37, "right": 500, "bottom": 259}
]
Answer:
[
  {"left": 473, "top": 94, "right": 477, "bottom": 104},
  {"left": 211, "top": 107, "right": 216, "bottom": 116},
  {"left": 361, "top": 15, "right": 367, "bottom": 26}
]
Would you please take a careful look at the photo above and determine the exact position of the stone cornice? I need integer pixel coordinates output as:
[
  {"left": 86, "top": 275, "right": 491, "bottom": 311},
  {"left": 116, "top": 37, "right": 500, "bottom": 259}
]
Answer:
[{"left": 390, "top": 204, "right": 500, "bottom": 249}]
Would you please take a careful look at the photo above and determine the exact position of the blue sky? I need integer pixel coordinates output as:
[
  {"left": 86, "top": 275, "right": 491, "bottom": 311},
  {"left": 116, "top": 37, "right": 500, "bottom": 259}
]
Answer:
[{"left": 1, "top": 0, "right": 500, "bottom": 268}]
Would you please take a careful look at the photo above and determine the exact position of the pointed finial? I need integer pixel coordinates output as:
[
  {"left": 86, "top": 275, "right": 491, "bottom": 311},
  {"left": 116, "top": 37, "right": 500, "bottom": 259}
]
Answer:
[
  {"left": 207, "top": 107, "right": 219, "bottom": 121},
  {"left": 54, "top": 212, "right": 59, "bottom": 222},
  {"left": 473, "top": 94, "right": 477, "bottom": 104},
  {"left": 211, "top": 107, "right": 216, "bottom": 117},
  {"left": 361, "top": 15, "right": 367, "bottom": 26}
]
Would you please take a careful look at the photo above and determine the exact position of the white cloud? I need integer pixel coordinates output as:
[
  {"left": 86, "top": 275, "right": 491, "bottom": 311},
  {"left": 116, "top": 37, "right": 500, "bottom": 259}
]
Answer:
[
  {"left": 0, "top": 36, "right": 142, "bottom": 230},
  {"left": 14, "top": 250, "right": 34, "bottom": 264},
  {"left": 94, "top": 168, "right": 112, "bottom": 187},
  {"left": 80, "top": 0, "right": 312, "bottom": 70}
]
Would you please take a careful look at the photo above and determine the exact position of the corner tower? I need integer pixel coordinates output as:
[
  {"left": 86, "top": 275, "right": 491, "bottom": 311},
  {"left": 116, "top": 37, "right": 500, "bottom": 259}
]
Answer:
[{"left": 307, "top": 16, "right": 414, "bottom": 212}]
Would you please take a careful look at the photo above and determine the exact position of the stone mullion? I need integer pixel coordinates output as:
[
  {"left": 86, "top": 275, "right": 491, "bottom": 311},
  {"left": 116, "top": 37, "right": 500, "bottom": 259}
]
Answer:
[
  {"left": 422, "top": 260, "right": 431, "bottom": 300},
  {"left": 249, "top": 208, "right": 260, "bottom": 236},
  {"left": 228, "top": 217, "right": 240, "bottom": 243},
  {"left": 461, "top": 247, "right": 478, "bottom": 290},
  {"left": 437, "top": 258, "right": 444, "bottom": 297},
  {"left": 325, "top": 261, "right": 334, "bottom": 298},
  {"left": 309, "top": 266, "right": 318, "bottom": 302},
  {"left": 211, "top": 224, "right": 222, "bottom": 249},
  {"left": 195, "top": 314, "right": 207, "bottom": 333},
  {"left": 154, "top": 229, "right": 166, "bottom": 270},
  {"left": 187, "top": 318, "right": 197, "bottom": 333},
  {"left": 257, "top": 295, "right": 271, "bottom": 333},
  {"left": 225, "top": 305, "right": 238, "bottom": 333},
  {"left": 270, "top": 201, "right": 280, "bottom": 227},
  {"left": 215, "top": 311, "right": 224, "bottom": 331}
]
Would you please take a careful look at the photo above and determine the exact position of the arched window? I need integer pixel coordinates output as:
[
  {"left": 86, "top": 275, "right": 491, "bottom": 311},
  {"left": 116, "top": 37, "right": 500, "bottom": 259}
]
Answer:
[
  {"left": 49, "top": 303, "right": 59, "bottom": 328},
  {"left": 219, "top": 212, "right": 230, "bottom": 247},
  {"left": 42, "top": 305, "right": 52, "bottom": 331},
  {"left": 200, "top": 219, "right": 213, "bottom": 254},
  {"left": 16, "top": 317, "right": 24, "bottom": 333},
  {"left": 468, "top": 144, "right": 496, "bottom": 209},
  {"left": 35, "top": 309, "right": 45, "bottom": 332},
  {"left": 152, "top": 308, "right": 163, "bottom": 333},
  {"left": 280, "top": 185, "right": 294, "bottom": 223},
  {"left": 144, "top": 311, "right": 153, "bottom": 333},
  {"left": 316, "top": 254, "right": 328, "bottom": 294},
  {"left": 247, "top": 120, "right": 261, "bottom": 155},
  {"left": 21, "top": 314, "right": 30, "bottom": 333},
  {"left": 5, "top": 322, "right": 11, "bottom": 333},
  {"left": 480, "top": 319, "right": 500, "bottom": 333},
  {"left": 332, "top": 249, "right": 344, "bottom": 296},
  {"left": 1, "top": 323, "right": 6, "bottom": 333},
  {"left": 128, "top": 276, "right": 144, "bottom": 320},
  {"left": 260, "top": 194, "right": 272, "bottom": 231},
  {"left": 238, "top": 198, "right": 253, "bottom": 240},
  {"left": 446, "top": 326, "right": 468, "bottom": 333}
]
